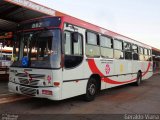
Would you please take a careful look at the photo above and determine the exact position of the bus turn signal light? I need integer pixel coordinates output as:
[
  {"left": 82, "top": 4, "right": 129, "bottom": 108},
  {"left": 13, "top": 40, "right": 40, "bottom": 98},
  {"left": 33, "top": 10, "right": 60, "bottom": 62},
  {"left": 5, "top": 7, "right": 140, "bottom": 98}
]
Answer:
[{"left": 54, "top": 82, "right": 60, "bottom": 86}]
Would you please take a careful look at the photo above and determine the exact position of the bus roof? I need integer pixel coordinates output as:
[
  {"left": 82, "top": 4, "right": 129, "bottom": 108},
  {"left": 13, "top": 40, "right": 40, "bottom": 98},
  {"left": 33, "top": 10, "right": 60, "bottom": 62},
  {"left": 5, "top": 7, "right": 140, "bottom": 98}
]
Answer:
[
  {"left": 62, "top": 16, "right": 151, "bottom": 49},
  {"left": 17, "top": 15, "right": 154, "bottom": 49}
]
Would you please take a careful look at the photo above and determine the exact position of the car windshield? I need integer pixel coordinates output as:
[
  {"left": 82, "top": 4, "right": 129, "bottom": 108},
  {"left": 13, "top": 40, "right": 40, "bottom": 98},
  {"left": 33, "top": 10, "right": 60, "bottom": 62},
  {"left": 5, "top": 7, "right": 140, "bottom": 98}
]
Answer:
[{"left": 12, "top": 29, "right": 61, "bottom": 69}]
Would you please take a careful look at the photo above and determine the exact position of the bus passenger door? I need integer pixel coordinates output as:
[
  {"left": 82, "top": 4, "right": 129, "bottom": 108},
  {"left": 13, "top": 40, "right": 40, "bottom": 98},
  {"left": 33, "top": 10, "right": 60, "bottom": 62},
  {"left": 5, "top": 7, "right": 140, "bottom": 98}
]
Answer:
[{"left": 62, "top": 25, "right": 86, "bottom": 99}]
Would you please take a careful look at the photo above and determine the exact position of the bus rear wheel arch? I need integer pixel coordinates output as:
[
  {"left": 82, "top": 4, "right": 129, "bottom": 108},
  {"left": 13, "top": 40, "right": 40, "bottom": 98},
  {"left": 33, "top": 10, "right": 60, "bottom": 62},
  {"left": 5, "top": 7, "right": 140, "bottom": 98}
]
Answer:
[
  {"left": 135, "top": 71, "right": 142, "bottom": 86},
  {"left": 84, "top": 74, "right": 101, "bottom": 102}
]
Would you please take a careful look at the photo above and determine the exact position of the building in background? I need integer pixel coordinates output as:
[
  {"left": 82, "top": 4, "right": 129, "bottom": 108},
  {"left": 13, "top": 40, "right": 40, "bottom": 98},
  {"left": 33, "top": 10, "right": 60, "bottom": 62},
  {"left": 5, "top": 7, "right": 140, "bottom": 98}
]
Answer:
[{"left": 152, "top": 47, "right": 160, "bottom": 74}]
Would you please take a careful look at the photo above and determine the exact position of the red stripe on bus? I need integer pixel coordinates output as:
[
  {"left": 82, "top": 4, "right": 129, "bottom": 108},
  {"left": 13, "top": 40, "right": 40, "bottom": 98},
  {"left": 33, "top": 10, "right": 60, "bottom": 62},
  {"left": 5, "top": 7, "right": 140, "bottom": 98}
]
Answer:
[
  {"left": 142, "top": 62, "right": 151, "bottom": 77},
  {"left": 87, "top": 59, "right": 104, "bottom": 77},
  {"left": 87, "top": 59, "right": 151, "bottom": 85}
]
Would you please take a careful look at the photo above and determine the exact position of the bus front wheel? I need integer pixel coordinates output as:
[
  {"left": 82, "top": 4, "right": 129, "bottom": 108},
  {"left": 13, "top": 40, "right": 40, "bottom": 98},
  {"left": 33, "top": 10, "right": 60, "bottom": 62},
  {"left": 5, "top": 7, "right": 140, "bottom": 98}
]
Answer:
[{"left": 84, "top": 77, "right": 97, "bottom": 102}]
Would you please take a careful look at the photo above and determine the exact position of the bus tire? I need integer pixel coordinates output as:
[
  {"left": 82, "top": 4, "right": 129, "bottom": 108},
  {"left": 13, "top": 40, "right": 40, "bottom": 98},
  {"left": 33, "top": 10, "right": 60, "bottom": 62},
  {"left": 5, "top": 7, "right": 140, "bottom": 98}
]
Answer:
[
  {"left": 135, "top": 72, "right": 142, "bottom": 86},
  {"left": 84, "top": 77, "right": 97, "bottom": 102}
]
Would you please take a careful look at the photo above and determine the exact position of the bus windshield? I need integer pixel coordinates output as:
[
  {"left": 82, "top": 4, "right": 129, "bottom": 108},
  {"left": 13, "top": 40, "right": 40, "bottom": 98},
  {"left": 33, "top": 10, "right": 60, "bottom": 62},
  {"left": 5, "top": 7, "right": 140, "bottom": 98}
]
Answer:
[{"left": 12, "top": 29, "right": 61, "bottom": 69}]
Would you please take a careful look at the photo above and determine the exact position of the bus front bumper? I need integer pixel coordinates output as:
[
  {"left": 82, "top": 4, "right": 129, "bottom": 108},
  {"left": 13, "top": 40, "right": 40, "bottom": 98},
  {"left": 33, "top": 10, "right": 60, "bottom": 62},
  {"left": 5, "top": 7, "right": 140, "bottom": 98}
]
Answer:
[{"left": 8, "top": 82, "right": 61, "bottom": 100}]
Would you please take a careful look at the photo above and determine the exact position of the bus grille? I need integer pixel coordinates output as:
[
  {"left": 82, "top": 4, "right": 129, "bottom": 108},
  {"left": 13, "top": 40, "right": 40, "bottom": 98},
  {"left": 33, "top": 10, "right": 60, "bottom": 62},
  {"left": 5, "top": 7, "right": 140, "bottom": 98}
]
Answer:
[
  {"left": 19, "top": 86, "right": 37, "bottom": 96},
  {"left": 16, "top": 73, "right": 27, "bottom": 77},
  {"left": 19, "top": 78, "right": 40, "bottom": 86},
  {"left": 19, "top": 78, "right": 29, "bottom": 84},
  {"left": 16, "top": 73, "right": 45, "bottom": 79}
]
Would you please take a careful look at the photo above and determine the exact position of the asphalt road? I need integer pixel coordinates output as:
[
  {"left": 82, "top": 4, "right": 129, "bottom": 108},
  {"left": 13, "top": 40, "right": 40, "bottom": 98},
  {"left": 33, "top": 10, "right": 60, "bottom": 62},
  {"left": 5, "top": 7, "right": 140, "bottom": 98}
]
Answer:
[{"left": 0, "top": 75, "right": 160, "bottom": 120}]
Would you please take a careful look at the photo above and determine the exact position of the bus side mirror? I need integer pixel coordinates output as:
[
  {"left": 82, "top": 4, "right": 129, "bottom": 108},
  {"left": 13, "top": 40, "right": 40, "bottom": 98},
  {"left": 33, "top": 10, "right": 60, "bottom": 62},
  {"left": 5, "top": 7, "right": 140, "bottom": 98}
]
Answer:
[{"left": 72, "top": 32, "right": 78, "bottom": 43}]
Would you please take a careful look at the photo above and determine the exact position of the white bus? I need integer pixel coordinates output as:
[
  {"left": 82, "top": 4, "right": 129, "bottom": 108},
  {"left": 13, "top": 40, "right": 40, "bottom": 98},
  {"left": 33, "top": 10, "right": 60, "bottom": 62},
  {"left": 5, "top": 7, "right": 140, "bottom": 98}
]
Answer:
[
  {"left": 8, "top": 16, "right": 153, "bottom": 101},
  {"left": 0, "top": 46, "right": 13, "bottom": 66}
]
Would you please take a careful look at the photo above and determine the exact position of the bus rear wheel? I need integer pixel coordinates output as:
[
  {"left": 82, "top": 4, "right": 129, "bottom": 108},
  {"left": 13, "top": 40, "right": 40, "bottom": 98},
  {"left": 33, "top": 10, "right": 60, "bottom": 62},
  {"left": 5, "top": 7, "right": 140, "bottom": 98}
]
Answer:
[
  {"left": 135, "top": 72, "right": 142, "bottom": 86},
  {"left": 84, "top": 77, "right": 97, "bottom": 102}
]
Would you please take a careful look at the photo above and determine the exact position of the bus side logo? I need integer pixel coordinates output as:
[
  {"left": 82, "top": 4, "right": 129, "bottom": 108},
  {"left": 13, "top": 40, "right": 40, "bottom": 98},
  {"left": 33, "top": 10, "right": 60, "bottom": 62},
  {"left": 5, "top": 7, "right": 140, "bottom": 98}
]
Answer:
[{"left": 105, "top": 64, "right": 110, "bottom": 75}]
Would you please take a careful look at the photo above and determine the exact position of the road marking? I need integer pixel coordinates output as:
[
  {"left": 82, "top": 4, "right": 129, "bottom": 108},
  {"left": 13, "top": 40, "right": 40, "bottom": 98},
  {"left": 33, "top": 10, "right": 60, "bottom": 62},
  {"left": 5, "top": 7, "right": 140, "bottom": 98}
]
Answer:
[{"left": 0, "top": 95, "right": 30, "bottom": 104}]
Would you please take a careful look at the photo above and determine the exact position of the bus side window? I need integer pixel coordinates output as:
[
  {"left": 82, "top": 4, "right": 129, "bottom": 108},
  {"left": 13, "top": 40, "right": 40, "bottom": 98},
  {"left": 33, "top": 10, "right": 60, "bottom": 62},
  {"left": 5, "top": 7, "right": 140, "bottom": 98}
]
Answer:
[
  {"left": 73, "top": 34, "right": 83, "bottom": 55},
  {"left": 86, "top": 31, "right": 100, "bottom": 57},
  {"left": 144, "top": 48, "right": 149, "bottom": 61},
  {"left": 132, "top": 44, "right": 139, "bottom": 60},
  {"left": 148, "top": 49, "right": 152, "bottom": 61},
  {"left": 139, "top": 47, "right": 144, "bottom": 61},
  {"left": 64, "top": 31, "right": 72, "bottom": 55},
  {"left": 64, "top": 31, "right": 83, "bottom": 55},
  {"left": 124, "top": 42, "right": 132, "bottom": 60},
  {"left": 114, "top": 39, "right": 124, "bottom": 59},
  {"left": 100, "top": 35, "right": 113, "bottom": 58}
]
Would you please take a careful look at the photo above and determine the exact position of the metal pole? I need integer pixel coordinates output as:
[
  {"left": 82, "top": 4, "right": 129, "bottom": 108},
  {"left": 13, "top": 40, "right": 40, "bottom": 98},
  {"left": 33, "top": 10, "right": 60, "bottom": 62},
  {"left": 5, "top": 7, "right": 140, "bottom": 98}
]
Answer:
[{"left": 0, "top": 43, "right": 2, "bottom": 60}]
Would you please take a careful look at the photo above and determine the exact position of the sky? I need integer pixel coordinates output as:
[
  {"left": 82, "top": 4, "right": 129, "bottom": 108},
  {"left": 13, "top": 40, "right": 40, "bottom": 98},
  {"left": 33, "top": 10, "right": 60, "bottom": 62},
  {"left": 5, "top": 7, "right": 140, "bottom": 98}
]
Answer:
[{"left": 31, "top": 0, "right": 160, "bottom": 49}]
